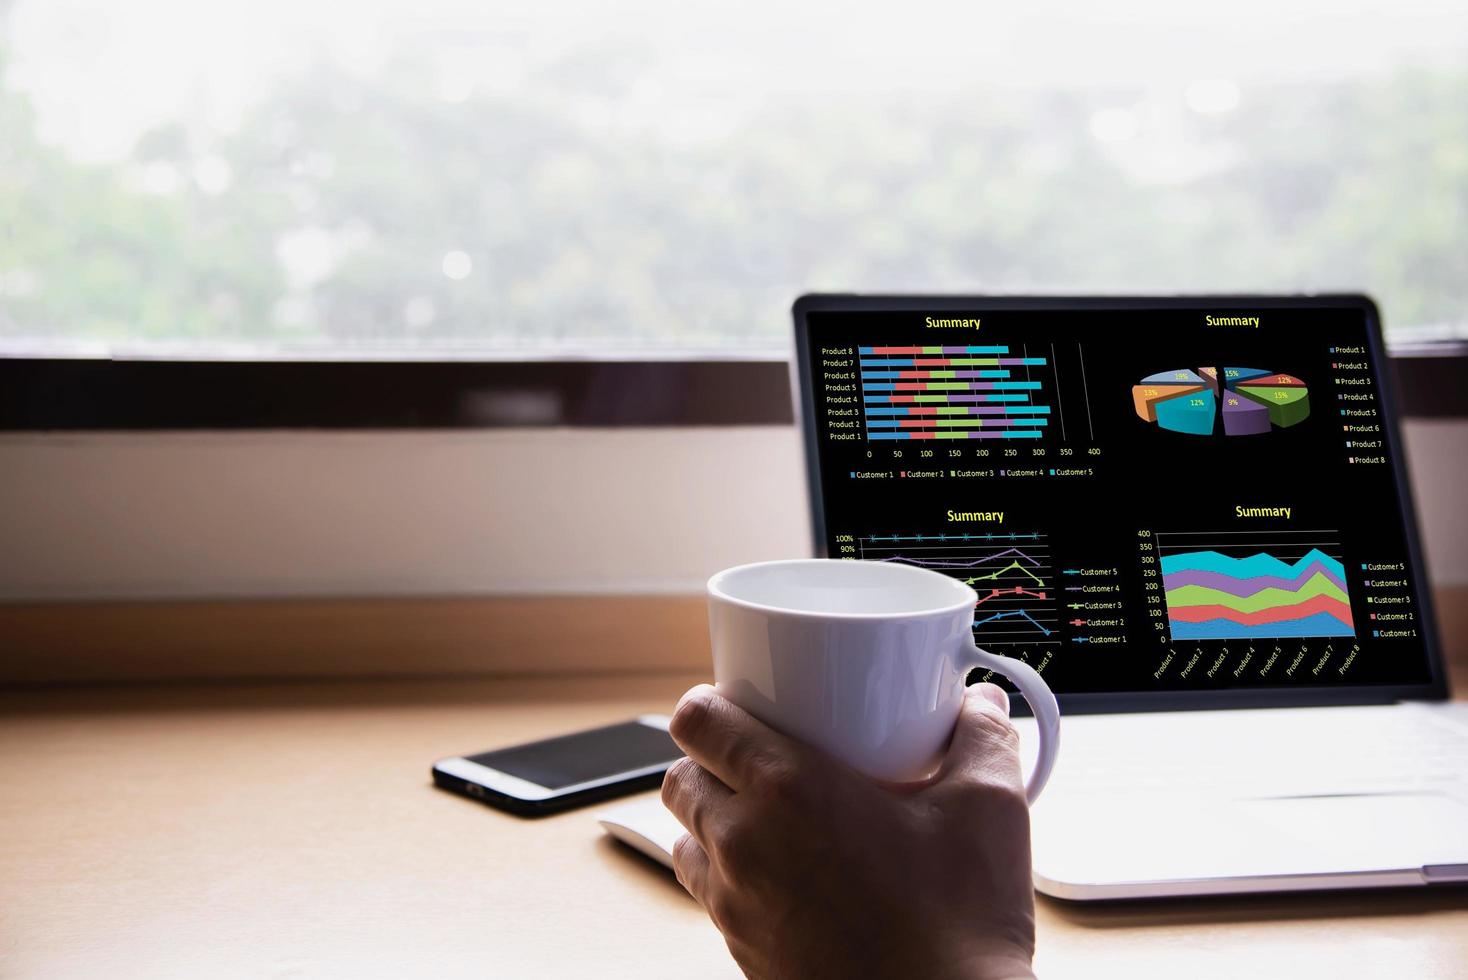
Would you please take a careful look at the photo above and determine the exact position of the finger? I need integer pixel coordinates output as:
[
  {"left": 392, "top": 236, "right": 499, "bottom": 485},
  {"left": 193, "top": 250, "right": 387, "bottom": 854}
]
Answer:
[
  {"left": 974, "top": 681, "right": 1011, "bottom": 716},
  {"left": 668, "top": 685, "right": 812, "bottom": 793},
  {"left": 661, "top": 756, "right": 735, "bottom": 850},
  {"left": 671, "top": 832, "right": 712, "bottom": 905},
  {"left": 936, "top": 685, "right": 1024, "bottom": 785}
]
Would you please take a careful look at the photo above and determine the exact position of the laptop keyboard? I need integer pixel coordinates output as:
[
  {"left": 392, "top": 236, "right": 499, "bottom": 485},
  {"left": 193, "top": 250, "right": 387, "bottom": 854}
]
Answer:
[{"left": 1022, "top": 704, "right": 1468, "bottom": 799}]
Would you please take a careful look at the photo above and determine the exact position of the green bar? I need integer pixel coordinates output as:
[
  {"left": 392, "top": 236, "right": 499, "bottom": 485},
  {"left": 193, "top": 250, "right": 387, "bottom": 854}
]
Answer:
[
  {"left": 912, "top": 395, "right": 953, "bottom": 403},
  {"left": 935, "top": 431, "right": 968, "bottom": 439},
  {"left": 943, "top": 358, "right": 1000, "bottom": 366}
]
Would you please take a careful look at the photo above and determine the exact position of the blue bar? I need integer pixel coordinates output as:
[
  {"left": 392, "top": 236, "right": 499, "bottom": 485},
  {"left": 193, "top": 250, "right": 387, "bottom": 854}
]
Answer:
[
  {"left": 863, "top": 406, "right": 1052, "bottom": 416},
  {"left": 862, "top": 394, "right": 1033, "bottom": 403},
  {"left": 857, "top": 356, "right": 1045, "bottom": 367},
  {"left": 864, "top": 418, "right": 1050, "bottom": 428},
  {"left": 867, "top": 429, "right": 1045, "bottom": 441},
  {"left": 859, "top": 370, "right": 1012, "bottom": 380},
  {"left": 858, "top": 346, "right": 1010, "bottom": 355},
  {"left": 860, "top": 381, "right": 1042, "bottom": 392},
  {"left": 864, "top": 417, "right": 1052, "bottom": 426}
]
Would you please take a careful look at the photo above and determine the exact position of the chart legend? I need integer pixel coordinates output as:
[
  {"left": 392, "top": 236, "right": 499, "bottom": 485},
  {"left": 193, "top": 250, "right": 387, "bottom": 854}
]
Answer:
[
  {"left": 1133, "top": 367, "right": 1311, "bottom": 436},
  {"left": 1156, "top": 531, "right": 1355, "bottom": 641}
]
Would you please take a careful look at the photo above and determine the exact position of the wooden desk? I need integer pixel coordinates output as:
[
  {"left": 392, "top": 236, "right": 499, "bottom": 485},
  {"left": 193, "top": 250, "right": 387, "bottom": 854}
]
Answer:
[{"left": 2, "top": 673, "right": 1465, "bottom": 979}]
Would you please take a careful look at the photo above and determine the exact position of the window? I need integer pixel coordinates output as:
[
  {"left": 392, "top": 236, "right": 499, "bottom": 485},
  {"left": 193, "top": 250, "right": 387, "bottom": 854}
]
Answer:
[{"left": 2, "top": 0, "right": 1466, "bottom": 357}]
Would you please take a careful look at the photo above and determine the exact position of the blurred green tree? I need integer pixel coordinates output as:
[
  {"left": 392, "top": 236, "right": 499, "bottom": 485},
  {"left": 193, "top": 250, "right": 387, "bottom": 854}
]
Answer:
[{"left": 1, "top": 21, "right": 1464, "bottom": 351}]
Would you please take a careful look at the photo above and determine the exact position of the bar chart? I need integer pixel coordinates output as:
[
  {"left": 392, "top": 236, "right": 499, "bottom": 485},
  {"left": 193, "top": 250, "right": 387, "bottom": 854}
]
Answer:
[{"left": 859, "top": 345, "right": 1053, "bottom": 441}]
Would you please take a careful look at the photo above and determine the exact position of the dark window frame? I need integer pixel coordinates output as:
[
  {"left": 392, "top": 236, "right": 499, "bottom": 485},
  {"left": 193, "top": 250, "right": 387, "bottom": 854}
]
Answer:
[{"left": 0, "top": 346, "right": 1462, "bottom": 430}]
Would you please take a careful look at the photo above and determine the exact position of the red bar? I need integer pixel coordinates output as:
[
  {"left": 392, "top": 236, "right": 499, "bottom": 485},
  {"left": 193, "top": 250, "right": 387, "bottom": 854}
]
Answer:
[
  {"left": 907, "top": 431, "right": 936, "bottom": 439},
  {"left": 870, "top": 346, "right": 923, "bottom": 354},
  {"left": 906, "top": 407, "right": 937, "bottom": 415}
]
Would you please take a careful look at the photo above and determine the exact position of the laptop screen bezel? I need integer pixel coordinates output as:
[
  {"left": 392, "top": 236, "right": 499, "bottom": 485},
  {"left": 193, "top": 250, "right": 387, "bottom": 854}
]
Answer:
[{"left": 791, "top": 293, "right": 1448, "bottom": 714}]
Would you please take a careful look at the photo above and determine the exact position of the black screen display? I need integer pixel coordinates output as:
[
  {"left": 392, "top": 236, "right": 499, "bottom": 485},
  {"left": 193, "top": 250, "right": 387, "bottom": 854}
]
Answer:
[
  {"left": 799, "top": 302, "right": 1433, "bottom": 694},
  {"left": 468, "top": 721, "right": 681, "bottom": 790}
]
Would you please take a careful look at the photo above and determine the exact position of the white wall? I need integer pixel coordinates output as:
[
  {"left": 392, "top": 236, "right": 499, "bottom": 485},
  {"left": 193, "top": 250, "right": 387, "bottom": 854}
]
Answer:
[
  {"left": 0, "top": 428, "right": 811, "bottom": 600},
  {"left": 1, "top": 421, "right": 1464, "bottom": 601}
]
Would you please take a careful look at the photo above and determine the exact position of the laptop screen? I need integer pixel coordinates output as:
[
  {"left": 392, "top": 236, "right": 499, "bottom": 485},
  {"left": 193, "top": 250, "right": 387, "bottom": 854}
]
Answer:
[{"left": 794, "top": 297, "right": 1437, "bottom": 699}]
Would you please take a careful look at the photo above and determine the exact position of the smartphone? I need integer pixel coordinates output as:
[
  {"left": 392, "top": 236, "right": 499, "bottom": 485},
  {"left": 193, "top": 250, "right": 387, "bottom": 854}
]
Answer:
[{"left": 432, "top": 715, "right": 681, "bottom": 817}]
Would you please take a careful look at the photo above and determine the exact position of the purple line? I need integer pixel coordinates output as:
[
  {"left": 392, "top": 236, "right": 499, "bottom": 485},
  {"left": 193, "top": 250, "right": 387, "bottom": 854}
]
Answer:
[
  {"left": 1162, "top": 564, "right": 1348, "bottom": 596},
  {"left": 876, "top": 548, "right": 1042, "bottom": 569}
]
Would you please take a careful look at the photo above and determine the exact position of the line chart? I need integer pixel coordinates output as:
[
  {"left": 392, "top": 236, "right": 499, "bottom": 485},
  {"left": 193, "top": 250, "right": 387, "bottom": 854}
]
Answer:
[{"left": 858, "top": 531, "right": 1059, "bottom": 646}]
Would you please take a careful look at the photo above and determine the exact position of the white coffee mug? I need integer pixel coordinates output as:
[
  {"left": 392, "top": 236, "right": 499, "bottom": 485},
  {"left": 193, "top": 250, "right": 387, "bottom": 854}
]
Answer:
[{"left": 707, "top": 558, "right": 1059, "bottom": 802}]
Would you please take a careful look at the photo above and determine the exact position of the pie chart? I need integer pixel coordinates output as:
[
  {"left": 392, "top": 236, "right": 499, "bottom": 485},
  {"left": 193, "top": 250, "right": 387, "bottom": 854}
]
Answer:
[{"left": 1132, "top": 367, "right": 1310, "bottom": 436}]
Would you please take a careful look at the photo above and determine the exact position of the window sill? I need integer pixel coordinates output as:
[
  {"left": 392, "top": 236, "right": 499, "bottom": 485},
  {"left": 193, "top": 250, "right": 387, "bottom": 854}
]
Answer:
[{"left": 1, "top": 344, "right": 1461, "bottom": 430}]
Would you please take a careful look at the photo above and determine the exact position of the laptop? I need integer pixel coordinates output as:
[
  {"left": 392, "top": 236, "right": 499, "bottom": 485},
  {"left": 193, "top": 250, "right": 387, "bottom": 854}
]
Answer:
[{"left": 602, "top": 294, "right": 1467, "bottom": 900}]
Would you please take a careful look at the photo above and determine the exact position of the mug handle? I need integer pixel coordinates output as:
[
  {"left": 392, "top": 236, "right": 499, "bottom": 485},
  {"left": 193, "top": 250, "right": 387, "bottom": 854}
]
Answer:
[{"left": 964, "top": 642, "right": 1060, "bottom": 805}]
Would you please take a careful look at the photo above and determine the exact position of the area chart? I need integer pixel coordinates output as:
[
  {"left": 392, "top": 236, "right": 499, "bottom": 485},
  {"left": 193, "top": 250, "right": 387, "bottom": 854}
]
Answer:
[
  {"left": 1133, "top": 367, "right": 1311, "bottom": 436},
  {"left": 860, "top": 345, "right": 1053, "bottom": 441},
  {"left": 1157, "top": 532, "right": 1355, "bottom": 640}
]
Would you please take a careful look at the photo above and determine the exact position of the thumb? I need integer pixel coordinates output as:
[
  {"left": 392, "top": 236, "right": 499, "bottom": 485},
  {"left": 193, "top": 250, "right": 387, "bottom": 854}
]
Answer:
[
  {"left": 974, "top": 681, "right": 1010, "bottom": 716},
  {"left": 936, "top": 685, "right": 1024, "bottom": 787}
]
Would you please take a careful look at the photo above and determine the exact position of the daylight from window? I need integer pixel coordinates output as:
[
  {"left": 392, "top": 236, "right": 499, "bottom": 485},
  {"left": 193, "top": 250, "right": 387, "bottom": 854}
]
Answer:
[{"left": 2, "top": 0, "right": 1466, "bottom": 355}]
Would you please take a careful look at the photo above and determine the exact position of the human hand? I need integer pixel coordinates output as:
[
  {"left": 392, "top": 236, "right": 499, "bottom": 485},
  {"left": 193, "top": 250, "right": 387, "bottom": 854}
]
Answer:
[{"left": 661, "top": 682, "right": 1037, "bottom": 980}]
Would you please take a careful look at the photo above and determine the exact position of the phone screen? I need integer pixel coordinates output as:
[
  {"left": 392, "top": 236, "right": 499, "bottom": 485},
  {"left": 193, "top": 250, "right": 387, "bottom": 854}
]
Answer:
[{"left": 467, "top": 721, "right": 681, "bottom": 790}]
